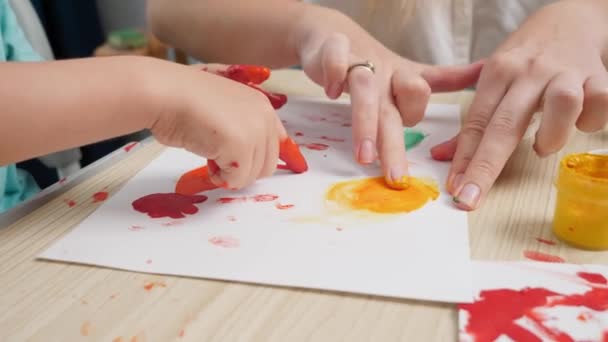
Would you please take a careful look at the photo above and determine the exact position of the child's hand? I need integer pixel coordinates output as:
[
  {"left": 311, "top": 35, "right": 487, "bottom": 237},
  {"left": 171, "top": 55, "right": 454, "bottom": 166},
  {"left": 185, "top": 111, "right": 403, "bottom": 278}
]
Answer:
[
  {"left": 291, "top": 23, "right": 483, "bottom": 187},
  {"left": 436, "top": 0, "right": 608, "bottom": 210},
  {"left": 148, "top": 62, "right": 283, "bottom": 190}
]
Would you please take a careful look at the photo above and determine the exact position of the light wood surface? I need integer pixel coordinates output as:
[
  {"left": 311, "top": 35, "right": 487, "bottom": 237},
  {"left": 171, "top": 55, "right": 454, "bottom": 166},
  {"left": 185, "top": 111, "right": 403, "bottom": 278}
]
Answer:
[{"left": 1, "top": 70, "right": 607, "bottom": 342}]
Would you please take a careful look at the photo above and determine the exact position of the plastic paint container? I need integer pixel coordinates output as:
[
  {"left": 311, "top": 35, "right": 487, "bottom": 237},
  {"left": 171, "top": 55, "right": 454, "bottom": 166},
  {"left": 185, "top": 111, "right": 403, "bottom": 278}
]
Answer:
[{"left": 552, "top": 149, "right": 608, "bottom": 250}]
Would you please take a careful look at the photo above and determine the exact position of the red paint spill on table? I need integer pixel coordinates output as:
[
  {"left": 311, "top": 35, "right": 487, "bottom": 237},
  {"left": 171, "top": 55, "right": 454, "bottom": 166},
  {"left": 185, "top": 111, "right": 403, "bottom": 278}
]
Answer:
[
  {"left": 295, "top": 131, "right": 304, "bottom": 137},
  {"left": 124, "top": 142, "right": 138, "bottom": 152},
  {"left": 64, "top": 199, "right": 76, "bottom": 208},
  {"left": 460, "top": 271, "right": 608, "bottom": 342},
  {"left": 577, "top": 272, "right": 608, "bottom": 285},
  {"left": 208, "top": 236, "right": 240, "bottom": 248},
  {"left": 304, "top": 143, "right": 329, "bottom": 151},
  {"left": 275, "top": 203, "right": 294, "bottom": 210},
  {"left": 536, "top": 237, "right": 556, "bottom": 246},
  {"left": 320, "top": 136, "right": 345, "bottom": 142},
  {"left": 523, "top": 250, "right": 565, "bottom": 263},
  {"left": 92, "top": 191, "right": 109, "bottom": 203},
  {"left": 143, "top": 281, "right": 167, "bottom": 291},
  {"left": 132, "top": 193, "right": 208, "bottom": 219}
]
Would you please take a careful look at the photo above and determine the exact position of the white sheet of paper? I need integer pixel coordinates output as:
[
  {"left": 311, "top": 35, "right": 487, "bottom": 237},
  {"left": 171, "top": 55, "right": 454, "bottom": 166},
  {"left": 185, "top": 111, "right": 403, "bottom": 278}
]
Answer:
[
  {"left": 39, "top": 98, "right": 472, "bottom": 303},
  {"left": 460, "top": 261, "right": 608, "bottom": 342}
]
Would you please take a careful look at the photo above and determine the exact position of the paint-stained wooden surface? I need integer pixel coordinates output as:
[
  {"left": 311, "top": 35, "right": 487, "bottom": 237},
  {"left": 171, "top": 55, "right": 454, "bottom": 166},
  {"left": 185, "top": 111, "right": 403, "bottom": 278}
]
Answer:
[{"left": 1, "top": 70, "right": 607, "bottom": 342}]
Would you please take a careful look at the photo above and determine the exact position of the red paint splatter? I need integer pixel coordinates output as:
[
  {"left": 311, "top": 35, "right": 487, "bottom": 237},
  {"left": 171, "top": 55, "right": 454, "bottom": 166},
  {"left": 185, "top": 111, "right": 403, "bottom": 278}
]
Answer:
[
  {"left": 218, "top": 194, "right": 279, "bottom": 204},
  {"left": 143, "top": 281, "right": 167, "bottom": 291},
  {"left": 295, "top": 131, "right": 304, "bottom": 137},
  {"left": 129, "top": 225, "right": 144, "bottom": 231},
  {"left": 320, "top": 136, "right": 345, "bottom": 142},
  {"left": 536, "top": 238, "right": 557, "bottom": 246},
  {"left": 208, "top": 236, "right": 240, "bottom": 248},
  {"left": 577, "top": 272, "right": 608, "bottom": 285},
  {"left": 92, "top": 191, "right": 109, "bottom": 203},
  {"left": 124, "top": 142, "right": 139, "bottom": 152},
  {"left": 227, "top": 215, "right": 237, "bottom": 222},
  {"left": 217, "top": 196, "right": 247, "bottom": 204},
  {"left": 460, "top": 271, "right": 608, "bottom": 342},
  {"left": 252, "top": 194, "right": 279, "bottom": 202},
  {"left": 145, "top": 259, "right": 152, "bottom": 264},
  {"left": 64, "top": 199, "right": 76, "bottom": 208},
  {"left": 523, "top": 250, "right": 565, "bottom": 263},
  {"left": 229, "top": 161, "right": 240, "bottom": 168},
  {"left": 58, "top": 177, "right": 67, "bottom": 184},
  {"left": 304, "top": 143, "right": 329, "bottom": 151},
  {"left": 132, "top": 193, "right": 208, "bottom": 219},
  {"left": 162, "top": 221, "right": 183, "bottom": 227},
  {"left": 577, "top": 312, "right": 593, "bottom": 322},
  {"left": 275, "top": 203, "right": 294, "bottom": 210}
]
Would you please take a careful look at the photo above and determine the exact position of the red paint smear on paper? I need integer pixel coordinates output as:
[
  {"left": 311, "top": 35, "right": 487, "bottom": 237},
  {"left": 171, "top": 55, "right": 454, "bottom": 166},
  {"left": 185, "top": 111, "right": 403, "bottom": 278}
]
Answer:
[
  {"left": 304, "top": 143, "right": 329, "bottom": 151},
  {"left": 577, "top": 272, "right": 608, "bottom": 285},
  {"left": 460, "top": 271, "right": 608, "bottom": 342},
  {"left": 217, "top": 196, "right": 247, "bottom": 204},
  {"left": 64, "top": 199, "right": 76, "bottom": 208},
  {"left": 218, "top": 194, "right": 279, "bottom": 204},
  {"left": 523, "top": 250, "right": 565, "bottom": 263},
  {"left": 295, "top": 131, "right": 304, "bottom": 137},
  {"left": 252, "top": 194, "right": 279, "bottom": 202},
  {"left": 275, "top": 203, "right": 294, "bottom": 210},
  {"left": 208, "top": 236, "right": 240, "bottom": 248},
  {"left": 143, "top": 281, "right": 167, "bottom": 291},
  {"left": 536, "top": 238, "right": 557, "bottom": 246},
  {"left": 129, "top": 225, "right": 144, "bottom": 231},
  {"left": 81, "top": 321, "right": 92, "bottom": 336},
  {"left": 162, "top": 221, "right": 183, "bottom": 227},
  {"left": 132, "top": 193, "right": 208, "bottom": 219},
  {"left": 92, "top": 191, "right": 109, "bottom": 203},
  {"left": 229, "top": 161, "right": 240, "bottom": 168},
  {"left": 124, "top": 142, "right": 139, "bottom": 152},
  {"left": 320, "top": 136, "right": 345, "bottom": 142}
]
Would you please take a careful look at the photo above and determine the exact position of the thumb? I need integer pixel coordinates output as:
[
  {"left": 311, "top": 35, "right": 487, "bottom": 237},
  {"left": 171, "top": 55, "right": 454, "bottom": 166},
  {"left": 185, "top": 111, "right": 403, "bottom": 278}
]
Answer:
[
  {"left": 421, "top": 59, "right": 485, "bottom": 92},
  {"left": 430, "top": 135, "right": 458, "bottom": 161}
]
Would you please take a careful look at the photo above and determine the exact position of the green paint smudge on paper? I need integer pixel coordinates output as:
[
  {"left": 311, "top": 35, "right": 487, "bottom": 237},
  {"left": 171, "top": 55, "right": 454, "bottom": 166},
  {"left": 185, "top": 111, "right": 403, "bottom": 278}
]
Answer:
[{"left": 404, "top": 128, "right": 427, "bottom": 150}]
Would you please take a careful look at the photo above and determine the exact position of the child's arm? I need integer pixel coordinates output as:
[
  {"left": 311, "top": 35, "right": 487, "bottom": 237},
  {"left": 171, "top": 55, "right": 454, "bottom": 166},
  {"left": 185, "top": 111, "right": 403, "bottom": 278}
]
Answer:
[{"left": 0, "top": 56, "right": 282, "bottom": 189}]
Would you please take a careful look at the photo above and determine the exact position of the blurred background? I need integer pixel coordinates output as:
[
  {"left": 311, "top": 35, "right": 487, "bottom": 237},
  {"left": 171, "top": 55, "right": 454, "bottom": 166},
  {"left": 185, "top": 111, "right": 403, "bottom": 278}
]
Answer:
[{"left": 17, "top": 0, "right": 165, "bottom": 188}]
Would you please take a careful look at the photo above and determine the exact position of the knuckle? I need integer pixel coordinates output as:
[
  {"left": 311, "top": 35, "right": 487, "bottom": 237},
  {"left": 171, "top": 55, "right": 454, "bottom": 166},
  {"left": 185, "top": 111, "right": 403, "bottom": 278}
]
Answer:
[
  {"left": 488, "top": 54, "right": 521, "bottom": 79},
  {"left": 587, "top": 87, "right": 608, "bottom": 104},
  {"left": 548, "top": 86, "right": 582, "bottom": 109},
  {"left": 470, "top": 159, "right": 500, "bottom": 183},
  {"left": 490, "top": 113, "right": 519, "bottom": 136},
  {"left": 462, "top": 115, "right": 490, "bottom": 138},
  {"left": 349, "top": 68, "right": 374, "bottom": 88}
]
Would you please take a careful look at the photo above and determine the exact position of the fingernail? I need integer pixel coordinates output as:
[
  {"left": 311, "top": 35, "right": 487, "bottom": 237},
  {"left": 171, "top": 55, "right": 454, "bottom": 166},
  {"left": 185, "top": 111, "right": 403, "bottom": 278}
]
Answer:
[
  {"left": 454, "top": 183, "right": 480, "bottom": 210},
  {"left": 358, "top": 139, "right": 375, "bottom": 164},
  {"left": 328, "top": 83, "right": 342, "bottom": 98},
  {"left": 451, "top": 173, "right": 464, "bottom": 193},
  {"left": 386, "top": 166, "right": 410, "bottom": 190}
]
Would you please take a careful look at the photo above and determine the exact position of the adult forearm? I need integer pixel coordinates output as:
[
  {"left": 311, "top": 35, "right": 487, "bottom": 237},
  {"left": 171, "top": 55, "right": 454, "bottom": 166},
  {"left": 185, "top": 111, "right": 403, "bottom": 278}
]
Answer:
[{"left": 0, "top": 56, "right": 159, "bottom": 165}]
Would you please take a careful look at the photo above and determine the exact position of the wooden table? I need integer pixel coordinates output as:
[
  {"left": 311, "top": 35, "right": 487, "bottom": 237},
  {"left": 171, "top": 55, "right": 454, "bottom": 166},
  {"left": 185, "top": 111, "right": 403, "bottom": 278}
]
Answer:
[{"left": 1, "top": 70, "right": 606, "bottom": 342}]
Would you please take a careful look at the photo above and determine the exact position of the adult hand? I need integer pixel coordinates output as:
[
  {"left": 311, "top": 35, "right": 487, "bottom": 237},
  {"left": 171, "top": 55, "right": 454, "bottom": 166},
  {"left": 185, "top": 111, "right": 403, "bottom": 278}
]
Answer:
[{"left": 433, "top": 0, "right": 608, "bottom": 210}]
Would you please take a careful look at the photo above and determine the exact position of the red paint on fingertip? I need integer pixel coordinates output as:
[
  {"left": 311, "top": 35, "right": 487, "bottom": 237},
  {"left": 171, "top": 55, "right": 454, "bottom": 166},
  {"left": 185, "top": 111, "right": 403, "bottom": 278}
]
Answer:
[{"left": 523, "top": 250, "right": 565, "bottom": 263}]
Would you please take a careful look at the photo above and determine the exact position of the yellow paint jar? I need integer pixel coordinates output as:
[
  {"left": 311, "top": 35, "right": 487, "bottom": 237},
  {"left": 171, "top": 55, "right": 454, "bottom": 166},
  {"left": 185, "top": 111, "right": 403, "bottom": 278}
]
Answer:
[{"left": 552, "top": 150, "right": 608, "bottom": 250}]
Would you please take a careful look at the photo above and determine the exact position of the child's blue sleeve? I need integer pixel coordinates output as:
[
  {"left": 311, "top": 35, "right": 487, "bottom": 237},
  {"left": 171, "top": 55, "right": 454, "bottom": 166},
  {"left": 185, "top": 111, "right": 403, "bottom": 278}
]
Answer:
[{"left": 0, "top": 0, "right": 43, "bottom": 62}]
